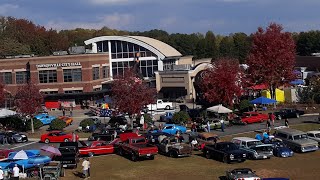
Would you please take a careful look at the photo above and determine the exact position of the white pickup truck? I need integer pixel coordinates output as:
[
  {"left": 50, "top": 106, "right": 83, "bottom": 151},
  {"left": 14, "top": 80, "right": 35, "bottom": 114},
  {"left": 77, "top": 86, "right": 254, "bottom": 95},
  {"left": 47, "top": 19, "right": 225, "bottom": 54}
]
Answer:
[{"left": 146, "top": 99, "right": 173, "bottom": 110}]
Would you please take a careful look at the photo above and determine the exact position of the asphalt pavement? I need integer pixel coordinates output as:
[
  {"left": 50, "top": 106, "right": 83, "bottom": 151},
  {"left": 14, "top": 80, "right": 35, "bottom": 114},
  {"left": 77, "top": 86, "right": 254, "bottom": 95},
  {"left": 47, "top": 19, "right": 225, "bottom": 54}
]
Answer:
[{"left": 3, "top": 114, "right": 319, "bottom": 152}]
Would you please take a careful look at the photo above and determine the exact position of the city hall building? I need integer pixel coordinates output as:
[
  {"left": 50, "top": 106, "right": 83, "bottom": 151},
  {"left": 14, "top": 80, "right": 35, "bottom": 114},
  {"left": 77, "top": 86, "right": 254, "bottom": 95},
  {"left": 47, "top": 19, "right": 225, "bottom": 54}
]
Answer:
[{"left": 1, "top": 36, "right": 207, "bottom": 109}]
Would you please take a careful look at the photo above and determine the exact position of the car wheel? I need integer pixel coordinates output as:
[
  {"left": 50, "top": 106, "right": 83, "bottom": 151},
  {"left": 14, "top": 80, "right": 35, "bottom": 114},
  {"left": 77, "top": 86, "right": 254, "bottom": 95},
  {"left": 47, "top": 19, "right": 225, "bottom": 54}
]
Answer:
[
  {"left": 131, "top": 152, "right": 138, "bottom": 162},
  {"left": 44, "top": 138, "right": 50, "bottom": 144},
  {"left": 88, "top": 152, "right": 94, "bottom": 157},
  {"left": 149, "top": 155, "right": 155, "bottom": 160},
  {"left": 205, "top": 151, "right": 211, "bottom": 159},
  {"left": 223, "top": 155, "right": 229, "bottom": 163},
  {"left": 278, "top": 115, "right": 282, "bottom": 120},
  {"left": 169, "top": 151, "right": 177, "bottom": 158},
  {"left": 118, "top": 148, "right": 124, "bottom": 156},
  {"left": 60, "top": 168, "right": 65, "bottom": 177},
  {"left": 296, "top": 113, "right": 300, "bottom": 118},
  {"left": 64, "top": 139, "right": 69, "bottom": 142},
  {"left": 165, "top": 105, "right": 170, "bottom": 110}
]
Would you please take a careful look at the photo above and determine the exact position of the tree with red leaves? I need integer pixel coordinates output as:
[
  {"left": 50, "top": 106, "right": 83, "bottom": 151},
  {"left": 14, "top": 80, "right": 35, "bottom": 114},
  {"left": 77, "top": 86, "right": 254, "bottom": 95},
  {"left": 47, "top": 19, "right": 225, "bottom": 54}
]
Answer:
[
  {"left": 247, "top": 23, "right": 296, "bottom": 99},
  {"left": 111, "top": 69, "right": 156, "bottom": 128},
  {"left": 15, "top": 82, "right": 43, "bottom": 133},
  {"left": 199, "top": 58, "right": 243, "bottom": 106}
]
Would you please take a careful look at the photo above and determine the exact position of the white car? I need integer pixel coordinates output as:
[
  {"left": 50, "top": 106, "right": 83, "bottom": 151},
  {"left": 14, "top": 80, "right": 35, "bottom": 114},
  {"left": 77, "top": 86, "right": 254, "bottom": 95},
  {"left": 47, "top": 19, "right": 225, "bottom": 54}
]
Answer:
[
  {"left": 226, "top": 168, "right": 260, "bottom": 180},
  {"left": 146, "top": 99, "right": 173, "bottom": 110},
  {"left": 307, "top": 131, "right": 320, "bottom": 145}
]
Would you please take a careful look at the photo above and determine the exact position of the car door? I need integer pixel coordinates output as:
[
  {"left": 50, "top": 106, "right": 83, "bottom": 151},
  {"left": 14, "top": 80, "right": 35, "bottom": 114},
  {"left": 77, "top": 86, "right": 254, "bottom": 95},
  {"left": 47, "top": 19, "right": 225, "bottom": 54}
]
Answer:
[
  {"left": 163, "top": 126, "right": 174, "bottom": 134},
  {"left": 48, "top": 132, "right": 58, "bottom": 142}
]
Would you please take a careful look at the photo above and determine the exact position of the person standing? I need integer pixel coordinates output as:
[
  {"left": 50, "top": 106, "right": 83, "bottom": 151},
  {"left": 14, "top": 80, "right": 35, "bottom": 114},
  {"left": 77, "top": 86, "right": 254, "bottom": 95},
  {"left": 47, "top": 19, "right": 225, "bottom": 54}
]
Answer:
[
  {"left": 72, "top": 131, "right": 77, "bottom": 142},
  {"left": 0, "top": 166, "right": 3, "bottom": 180},
  {"left": 70, "top": 107, "right": 73, "bottom": 117},
  {"left": 220, "top": 119, "right": 225, "bottom": 132},
  {"left": 87, "top": 158, "right": 91, "bottom": 178},
  {"left": 191, "top": 122, "right": 196, "bottom": 132},
  {"left": 271, "top": 112, "right": 275, "bottom": 127},
  {"left": 62, "top": 108, "right": 66, "bottom": 116},
  {"left": 266, "top": 120, "right": 271, "bottom": 133},
  {"left": 82, "top": 158, "right": 90, "bottom": 179},
  {"left": 12, "top": 164, "right": 19, "bottom": 180},
  {"left": 285, "top": 118, "right": 289, "bottom": 128},
  {"left": 113, "top": 130, "right": 117, "bottom": 140},
  {"left": 206, "top": 121, "right": 210, "bottom": 132}
]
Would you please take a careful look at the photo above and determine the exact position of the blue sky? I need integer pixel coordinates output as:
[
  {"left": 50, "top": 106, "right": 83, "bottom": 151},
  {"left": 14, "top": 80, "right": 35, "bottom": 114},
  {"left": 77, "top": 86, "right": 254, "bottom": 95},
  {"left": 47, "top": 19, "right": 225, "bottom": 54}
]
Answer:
[{"left": 1, "top": 0, "right": 320, "bottom": 35}]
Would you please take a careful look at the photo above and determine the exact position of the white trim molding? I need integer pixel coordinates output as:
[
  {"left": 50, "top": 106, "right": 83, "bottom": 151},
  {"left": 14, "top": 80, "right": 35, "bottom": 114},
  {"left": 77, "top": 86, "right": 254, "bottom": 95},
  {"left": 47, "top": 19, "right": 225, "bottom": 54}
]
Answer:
[{"left": 63, "top": 87, "right": 83, "bottom": 91}]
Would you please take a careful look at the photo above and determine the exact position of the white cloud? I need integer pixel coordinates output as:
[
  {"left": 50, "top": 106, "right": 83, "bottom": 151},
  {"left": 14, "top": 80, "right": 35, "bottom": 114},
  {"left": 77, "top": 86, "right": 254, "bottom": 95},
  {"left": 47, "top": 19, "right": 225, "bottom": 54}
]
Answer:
[
  {"left": 89, "top": 0, "right": 146, "bottom": 5},
  {"left": 45, "top": 13, "right": 134, "bottom": 30},
  {"left": 0, "top": 4, "right": 19, "bottom": 15},
  {"left": 159, "top": 17, "right": 177, "bottom": 28}
]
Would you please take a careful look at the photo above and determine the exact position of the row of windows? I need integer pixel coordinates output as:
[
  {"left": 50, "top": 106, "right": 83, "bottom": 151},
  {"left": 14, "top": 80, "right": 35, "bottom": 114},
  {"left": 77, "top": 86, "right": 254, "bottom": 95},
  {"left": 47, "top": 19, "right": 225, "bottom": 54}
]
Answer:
[
  {"left": 112, "top": 60, "right": 158, "bottom": 78},
  {"left": 110, "top": 40, "right": 156, "bottom": 59},
  {"left": 0, "top": 67, "right": 110, "bottom": 84}
]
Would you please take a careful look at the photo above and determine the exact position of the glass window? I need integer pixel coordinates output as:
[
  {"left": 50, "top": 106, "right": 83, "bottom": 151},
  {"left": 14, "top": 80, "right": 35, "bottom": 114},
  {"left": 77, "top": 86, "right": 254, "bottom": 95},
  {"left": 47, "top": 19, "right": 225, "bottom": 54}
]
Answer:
[
  {"left": 92, "top": 67, "right": 100, "bottom": 80},
  {"left": 15, "top": 71, "right": 27, "bottom": 84},
  {"left": 63, "top": 69, "right": 82, "bottom": 82},
  {"left": 97, "top": 41, "right": 103, "bottom": 52},
  {"left": 122, "top": 41, "right": 128, "bottom": 52},
  {"left": 134, "top": 44, "right": 140, "bottom": 52},
  {"left": 111, "top": 41, "right": 116, "bottom": 53},
  {"left": 39, "top": 70, "right": 57, "bottom": 83},
  {"left": 102, "top": 66, "right": 109, "bottom": 78},
  {"left": 123, "top": 52, "right": 129, "bottom": 58},
  {"left": 128, "top": 42, "right": 134, "bottom": 52},
  {"left": 116, "top": 41, "right": 122, "bottom": 53},
  {"left": 111, "top": 53, "right": 116, "bottom": 59},
  {"left": 43, "top": 91, "right": 58, "bottom": 95},
  {"left": 1, "top": 72, "right": 12, "bottom": 84},
  {"left": 116, "top": 53, "right": 122, "bottom": 59},
  {"left": 64, "top": 90, "right": 83, "bottom": 94},
  {"left": 102, "top": 41, "right": 108, "bottom": 52}
]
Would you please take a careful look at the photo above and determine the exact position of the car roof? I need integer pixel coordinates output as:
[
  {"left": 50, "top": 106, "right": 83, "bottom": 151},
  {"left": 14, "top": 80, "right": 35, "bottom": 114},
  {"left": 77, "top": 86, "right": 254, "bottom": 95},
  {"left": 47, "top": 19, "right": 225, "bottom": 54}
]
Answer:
[
  {"left": 307, "top": 131, "right": 320, "bottom": 134},
  {"left": 277, "top": 128, "right": 305, "bottom": 135},
  {"left": 232, "top": 137, "right": 259, "bottom": 142}
]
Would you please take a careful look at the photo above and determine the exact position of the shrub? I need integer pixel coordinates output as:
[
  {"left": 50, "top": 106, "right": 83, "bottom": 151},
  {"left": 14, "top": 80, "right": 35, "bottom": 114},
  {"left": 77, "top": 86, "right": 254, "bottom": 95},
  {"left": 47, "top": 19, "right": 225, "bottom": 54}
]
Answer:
[
  {"left": 239, "top": 99, "right": 252, "bottom": 112},
  {"left": 80, "top": 118, "right": 95, "bottom": 129},
  {"left": 49, "top": 119, "right": 66, "bottom": 130},
  {"left": 136, "top": 114, "right": 153, "bottom": 124},
  {"left": 172, "top": 111, "right": 190, "bottom": 125},
  {"left": 1, "top": 115, "right": 25, "bottom": 131}
]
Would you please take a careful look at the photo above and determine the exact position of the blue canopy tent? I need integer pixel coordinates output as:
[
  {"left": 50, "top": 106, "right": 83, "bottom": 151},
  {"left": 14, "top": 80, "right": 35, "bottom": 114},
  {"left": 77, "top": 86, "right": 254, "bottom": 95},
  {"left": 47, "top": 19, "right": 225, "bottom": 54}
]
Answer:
[
  {"left": 250, "top": 97, "right": 277, "bottom": 104},
  {"left": 290, "top": 79, "right": 304, "bottom": 85}
]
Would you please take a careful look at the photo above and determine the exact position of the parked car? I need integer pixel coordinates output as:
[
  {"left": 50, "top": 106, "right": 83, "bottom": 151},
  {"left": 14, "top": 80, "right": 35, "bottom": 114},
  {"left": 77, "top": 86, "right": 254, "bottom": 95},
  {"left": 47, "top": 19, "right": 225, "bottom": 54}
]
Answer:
[
  {"left": 42, "top": 161, "right": 65, "bottom": 179},
  {"left": 240, "top": 112, "right": 269, "bottom": 124},
  {"left": 197, "top": 132, "right": 221, "bottom": 150},
  {"left": 274, "top": 128, "right": 318, "bottom": 152},
  {"left": 232, "top": 137, "right": 273, "bottom": 160},
  {"left": 117, "top": 132, "right": 158, "bottom": 161},
  {"left": 144, "top": 132, "right": 172, "bottom": 145},
  {"left": 203, "top": 142, "right": 247, "bottom": 163},
  {"left": 200, "top": 119, "right": 230, "bottom": 131},
  {"left": 58, "top": 116, "right": 73, "bottom": 126},
  {"left": 146, "top": 99, "right": 173, "bottom": 110},
  {"left": 40, "top": 131, "right": 79, "bottom": 144},
  {"left": 54, "top": 142, "right": 79, "bottom": 168},
  {"left": 274, "top": 108, "right": 304, "bottom": 120},
  {"left": 6, "top": 131, "right": 28, "bottom": 143},
  {"left": 0, "top": 149, "right": 14, "bottom": 159},
  {"left": 306, "top": 130, "right": 320, "bottom": 145},
  {"left": 226, "top": 168, "right": 260, "bottom": 180},
  {"left": 152, "top": 124, "right": 187, "bottom": 135},
  {"left": 268, "top": 139, "right": 294, "bottom": 158},
  {"left": 157, "top": 136, "right": 192, "bottom": 158},
  {"left": 159, "top": 112, "right": 174, "bottom": 123},
  {"left": 79, "top": 140, "right": 116, "bottom": 157},
  {"left": 35, "top": 113, "right": 56, "bottom": 125},
  {"left": 108, "top": 116, "right": 128, "bottom": 126}
]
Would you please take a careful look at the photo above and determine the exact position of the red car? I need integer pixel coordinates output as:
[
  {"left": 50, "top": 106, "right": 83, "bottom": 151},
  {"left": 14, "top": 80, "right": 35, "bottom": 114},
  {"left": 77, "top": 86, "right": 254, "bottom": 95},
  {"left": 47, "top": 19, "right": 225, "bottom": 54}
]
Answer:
[
  {"left": 241, "top": 112, "right": 268, "bottom": 124},
  {"left": 0, "top": 149, "right": 14, "bottom": 159},
  {"left": 79, "top": 141, "right": 116, "bottom": 157},
  {"left": 40, "top": 131, "right": 79, "bottom": 143}
]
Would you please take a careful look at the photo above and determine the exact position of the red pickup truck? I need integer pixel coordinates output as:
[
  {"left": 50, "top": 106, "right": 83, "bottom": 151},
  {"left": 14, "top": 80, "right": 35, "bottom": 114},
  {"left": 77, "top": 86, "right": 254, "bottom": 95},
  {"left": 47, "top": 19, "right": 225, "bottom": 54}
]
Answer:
[{"left": 117, "top": 133, "right": 158, "bottom": 161}]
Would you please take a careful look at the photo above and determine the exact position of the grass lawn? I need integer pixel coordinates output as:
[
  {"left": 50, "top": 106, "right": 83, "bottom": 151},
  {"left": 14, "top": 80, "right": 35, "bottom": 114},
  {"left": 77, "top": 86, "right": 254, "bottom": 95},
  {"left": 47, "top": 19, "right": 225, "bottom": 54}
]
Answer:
[{"left": 62, "top": 123, "right": 320, "bottom": 180}]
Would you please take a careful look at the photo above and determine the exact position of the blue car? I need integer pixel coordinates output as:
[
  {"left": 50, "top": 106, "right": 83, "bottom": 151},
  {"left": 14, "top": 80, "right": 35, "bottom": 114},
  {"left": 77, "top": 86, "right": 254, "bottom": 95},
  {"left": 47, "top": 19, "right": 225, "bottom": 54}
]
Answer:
[
  {"left": 153, "top": 124, "right": 187, "bottom": 135},
  {"left": 35, "top": 113, "right": 56, "bottom": 125},
  {"left": 272, "top": 140, "right": 294, "bottom": 158}
]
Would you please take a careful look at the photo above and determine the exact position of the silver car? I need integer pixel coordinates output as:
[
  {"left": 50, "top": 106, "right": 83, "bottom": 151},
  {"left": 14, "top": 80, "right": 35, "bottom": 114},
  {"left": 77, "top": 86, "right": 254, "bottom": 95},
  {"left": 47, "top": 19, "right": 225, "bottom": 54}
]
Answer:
[
  {"left": 226, "top": 168, "right": 260, "bottom": 180},
  {"left": 232, "top": 137, "right": 273, "bottom": 160},
  {"left": 307, "top": 131, "right": 320, "bottom": 145}
]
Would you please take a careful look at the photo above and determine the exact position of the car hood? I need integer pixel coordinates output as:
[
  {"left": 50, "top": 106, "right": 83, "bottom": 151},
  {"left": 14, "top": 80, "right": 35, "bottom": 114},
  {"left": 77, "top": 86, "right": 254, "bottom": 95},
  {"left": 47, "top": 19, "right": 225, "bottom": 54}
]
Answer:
[
  {"left": 275, "top": 147, "right": 292, "bottom": 153},
  {"left": 294, "top": 139, "right": 318, "bottom": 146},
  {"left": 227, "top": 149, "right": 246, "bottom": 154},
  {"left": 234, "top": 174, "right": 260, "bottom": 178}
]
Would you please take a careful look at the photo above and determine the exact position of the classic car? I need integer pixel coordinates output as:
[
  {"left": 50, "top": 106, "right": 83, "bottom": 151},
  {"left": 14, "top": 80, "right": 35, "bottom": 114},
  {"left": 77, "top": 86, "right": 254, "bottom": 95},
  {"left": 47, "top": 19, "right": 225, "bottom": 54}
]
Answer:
[
  {"left": 232, "top": 137, "right": 273, "bottom": 159},
  {"left": 157, "top": 136, "right": 192, "bottom": 158},
  {"left": 200, "top": 119, "right": 230, "bottom": 131},
  {"left": 146, "top": 99, "right": 173, "bottom": 110},
  {"left": 197, "top": 132, "right": 221, "bottom": 150},
  {"left": 40, "top": 131, "right": 79, "bottom": 143},
  {"left": 117, "top": 132, "right": 158, "bottom": 161},
  {"left": 268, "top": 139, "right": 294, "bottom": 158},
  {"left": 240, "top": 112, "right": 269, "bottom": 124},
  {"left": 152, "top": 124, "right": 187, "bottom": 135},
  {"left": 274, "top": 108, "right": 304, "bottom": 120},
  {"left": 58, "top": 116, "right": 73, "bottom": 126},
  {"left": 306, "top": 130, "right": 320, "bottom": 145},
  {"left": 226, "top": 168, "right": 261, "bottom": 180},
  {"left": 6, "top": 131, "right": 28, "bottom": 143},
  {"left": 43, "top": 161, "right": 65, "bottom": 179},
  {"left": 54, "top": 142, "right": 79, "bottom": 168},
  {"left": 159, "top": 112, "right": 174, "bottom": 123},
  {"left": 144, "top": 132, "right": 172, "bottom": 144},
  {"left": 275, "top": 128, "right": 318, "bottom": 152},
  {"left": 108, "top": 116, "right": 128, "bottom": 126},
  {"left": 203, "top": 142, "right": 247, "bottom": 163},
  {"left": 79, "top": 141, "right": 116, "bottom": 157},
  {"left": 35, "top": 113, "right": 56, "bottom": 125}
]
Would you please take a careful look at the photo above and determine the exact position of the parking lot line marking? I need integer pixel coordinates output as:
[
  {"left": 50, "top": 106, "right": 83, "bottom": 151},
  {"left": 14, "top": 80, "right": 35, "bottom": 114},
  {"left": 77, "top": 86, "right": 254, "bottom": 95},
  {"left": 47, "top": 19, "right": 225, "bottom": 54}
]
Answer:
[{"left": 10, "top": 142, "right": 37, "bottom": 150}]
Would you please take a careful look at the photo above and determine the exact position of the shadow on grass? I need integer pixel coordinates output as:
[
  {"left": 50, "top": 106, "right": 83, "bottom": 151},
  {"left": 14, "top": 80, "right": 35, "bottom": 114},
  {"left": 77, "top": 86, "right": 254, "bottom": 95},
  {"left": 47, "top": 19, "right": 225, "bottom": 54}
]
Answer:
[
  {"left": 303, "top": 120, "right": 320, "bottom": 124},
  {"left": 219, "top": 176, "right": 227, "bottom": 180},
  {"left": 73, "top": 171, "right": 84, "bottom": 178}
]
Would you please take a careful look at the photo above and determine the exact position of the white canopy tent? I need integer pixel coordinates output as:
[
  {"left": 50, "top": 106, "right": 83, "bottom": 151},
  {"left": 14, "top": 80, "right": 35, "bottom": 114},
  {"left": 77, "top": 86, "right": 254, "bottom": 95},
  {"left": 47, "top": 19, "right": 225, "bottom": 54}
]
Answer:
[
  {"left": 0, "top": 109, "right": 17, "bottom": 118},
  {"left": 206, "top": 105, "right": 232, "bottom": 114}
]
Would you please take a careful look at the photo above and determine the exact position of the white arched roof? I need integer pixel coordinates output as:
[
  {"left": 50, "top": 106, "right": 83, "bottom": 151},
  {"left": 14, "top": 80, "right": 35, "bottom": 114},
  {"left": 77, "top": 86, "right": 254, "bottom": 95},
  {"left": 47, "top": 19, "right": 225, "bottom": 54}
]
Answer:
[{"left": 84, "top": 36, "right": 182, "bottom": 60}]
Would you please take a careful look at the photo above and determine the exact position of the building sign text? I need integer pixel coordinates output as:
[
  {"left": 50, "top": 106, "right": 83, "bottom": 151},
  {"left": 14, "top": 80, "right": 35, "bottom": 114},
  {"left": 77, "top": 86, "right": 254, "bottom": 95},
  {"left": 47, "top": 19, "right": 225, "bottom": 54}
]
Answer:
[{"left": 36, "top": 62, "right": 81, "bottom": 68}]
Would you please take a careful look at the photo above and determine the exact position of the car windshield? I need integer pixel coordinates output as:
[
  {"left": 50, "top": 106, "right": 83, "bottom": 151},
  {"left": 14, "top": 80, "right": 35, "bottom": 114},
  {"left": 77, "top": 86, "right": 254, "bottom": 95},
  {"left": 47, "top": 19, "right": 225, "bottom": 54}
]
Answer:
[
  {"left": 293, "top": 134, "right": 308, "bottom": 140},
  {"left": 223, "top": 144, "right": 238, "bottom": 150},
  {"left": 274, "top": 142, "right": 285, "bottom": 148},
  {"left": 315, "top": 133, "right": 320, "bottom": 138},
  {"left": 247, "top": 141, "right": 263, "bottom": 147},
  {"left": 252, "top": 145, "right": 273, "bottom": 152},
  {"left": 132, "top": 138, "right": 145, "bottom": 144},
  {"left": 233, "top": 169, "right": 253, "bottom": 174},
  {"left": 58, "top": 132, "right": 66, "bottom": 136}
]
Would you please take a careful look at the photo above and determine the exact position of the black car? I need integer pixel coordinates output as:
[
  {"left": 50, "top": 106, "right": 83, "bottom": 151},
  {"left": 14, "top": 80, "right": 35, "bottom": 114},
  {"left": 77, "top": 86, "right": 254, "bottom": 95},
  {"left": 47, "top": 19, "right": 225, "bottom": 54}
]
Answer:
[
  {"left": 54, "top": 142, "right": 79, "bottom": 169},
  {"left": 202, "top": 142, "right": 247, "bottom": 163},
  {"left": 144, "top": 132, "right": 173, "bottom": 144},
  {"left": 108, "top": 116, "right": 128, "bottom": 126},
  {"left": 274, "top": 108, "right": 305, "bottom": 120},
  {"left": 6, "top": 131, "right": 28, "bottom": 143},
  {"left": 88, "top": 128, "right": 132, "bottom": 141}
]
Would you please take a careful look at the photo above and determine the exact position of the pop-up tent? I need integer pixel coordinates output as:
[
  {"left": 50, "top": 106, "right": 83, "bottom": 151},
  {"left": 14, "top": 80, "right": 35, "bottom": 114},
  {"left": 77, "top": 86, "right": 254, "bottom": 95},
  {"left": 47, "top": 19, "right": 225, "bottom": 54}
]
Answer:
[
  {"left": 250, "top": 97, "right": 277, "bottom": 104},
  {"left": 207, "top": 105, "right": 232, "bottom": 114}
]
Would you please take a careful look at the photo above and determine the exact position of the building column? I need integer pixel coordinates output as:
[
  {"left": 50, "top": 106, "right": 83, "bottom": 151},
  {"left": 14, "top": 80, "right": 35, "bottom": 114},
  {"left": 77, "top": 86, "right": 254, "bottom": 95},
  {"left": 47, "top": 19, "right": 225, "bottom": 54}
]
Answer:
[
  {"left": 108, "top": 40, "right": 113, "bottom": 79},
  {"left": 158, "top": 58, "right": 163, "bottom": 71},
  {"left": 91, "top": 43, "right": 98, "bottom": 53}
]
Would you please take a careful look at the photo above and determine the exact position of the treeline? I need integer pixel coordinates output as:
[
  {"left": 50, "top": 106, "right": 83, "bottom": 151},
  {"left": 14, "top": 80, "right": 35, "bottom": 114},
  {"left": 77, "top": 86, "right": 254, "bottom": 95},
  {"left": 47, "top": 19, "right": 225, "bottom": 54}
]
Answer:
[{"left": 1, "top": 16, "right": 320, "bottom": 61}]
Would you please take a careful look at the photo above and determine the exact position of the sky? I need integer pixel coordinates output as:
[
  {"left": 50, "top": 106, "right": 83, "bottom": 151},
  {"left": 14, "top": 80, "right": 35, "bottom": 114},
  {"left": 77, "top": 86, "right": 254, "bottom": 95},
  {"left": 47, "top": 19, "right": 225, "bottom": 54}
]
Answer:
[{"left": 0, "top": 0, "right": 320, "bottom": 35}]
